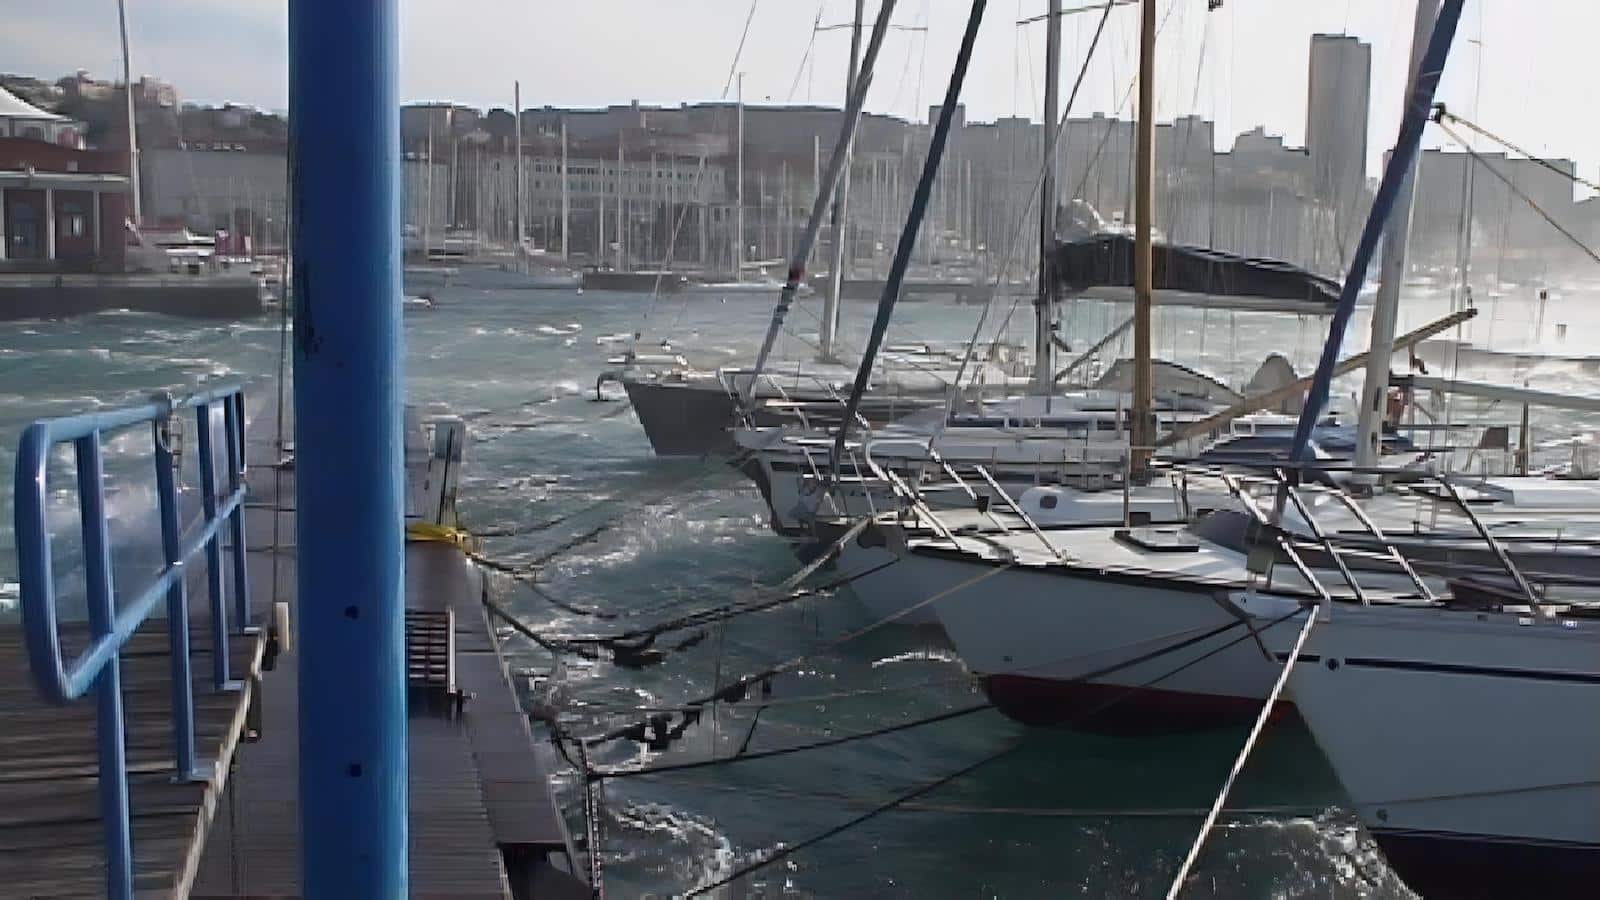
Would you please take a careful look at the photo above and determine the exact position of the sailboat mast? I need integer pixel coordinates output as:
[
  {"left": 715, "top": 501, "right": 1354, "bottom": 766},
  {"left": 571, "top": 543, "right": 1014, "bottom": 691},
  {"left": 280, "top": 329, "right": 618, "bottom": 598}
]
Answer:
[
  {"left": 1355, "top": 0, "right": 1440, "bottom": 470},
  {"left": 560, "top": 118, "right": 569, "bottom": 259},
  {"left": 821, "top": 0, "right": 865, "bottom": 362},
  {"left": 426, "top": 110, "right": 435, "bottom": 260},
  {"left": 117, "top": 0, "right": 141, "bottom": 224},
  {"left": 735, "top": 73, "right": 745, "bottom": 282},
  {"left": 1033, "top": 0, "right": 1063, "bottom": 392},
  {"left": 1289, "top": 0, "right": 1466, "bottom": 460},
  {"left": 812, "top": 135, "right": 821, "bottom": 270},
  {"left": 513, "top": 82, "right": 523, "bottom": 261},
  {"left": 1131, "top": 0, "right": 1156, "bottom": 476},
  {"left": 747, "top": 0, "right": 899, "bottom": 394},
  {"left": 616, "top": 134, "right": 625, "bottom": 269},
  {"left": 447, "top": 110, "right": 458, "bottom": 238}
]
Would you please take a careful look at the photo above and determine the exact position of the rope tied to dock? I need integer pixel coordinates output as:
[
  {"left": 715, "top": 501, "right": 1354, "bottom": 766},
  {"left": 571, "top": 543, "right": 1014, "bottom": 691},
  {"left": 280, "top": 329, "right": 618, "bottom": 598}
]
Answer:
[{"left": 476, "top": 517, "right": 889, "bottom": 670}]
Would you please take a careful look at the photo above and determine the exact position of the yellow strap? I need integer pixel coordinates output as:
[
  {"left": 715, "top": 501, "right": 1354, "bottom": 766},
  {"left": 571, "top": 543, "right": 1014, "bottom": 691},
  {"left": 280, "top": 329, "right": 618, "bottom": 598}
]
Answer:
[{"left": 405, "top": 520, "right": 475, "bottom": 549}]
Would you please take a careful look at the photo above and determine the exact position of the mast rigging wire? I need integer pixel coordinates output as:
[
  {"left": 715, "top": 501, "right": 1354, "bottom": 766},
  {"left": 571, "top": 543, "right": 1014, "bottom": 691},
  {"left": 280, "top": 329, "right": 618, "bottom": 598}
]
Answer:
[
  {"left": 831, "top": 0, "right": 988, "bottom": 467},
  {"left": 1436, "top": 120, "right": 1600, "bottom": 268},
  {"left": 721, "top": 0, "right": 763, "bottom": 100},
  {"left": 687, "top": 743, "right": 1021, "bottom": 896},
  {"left": 968, "top": 0, "right": 1192, "bottom": 393},
  {"left": 1435, "top": 106, "right": 1600, "bottom": 194},
  {"left": 947, "top": 0, "right": 1120, "bottom": 398},
  {"left": 786, "top": 3, "right": 828, "bottom": 101}
]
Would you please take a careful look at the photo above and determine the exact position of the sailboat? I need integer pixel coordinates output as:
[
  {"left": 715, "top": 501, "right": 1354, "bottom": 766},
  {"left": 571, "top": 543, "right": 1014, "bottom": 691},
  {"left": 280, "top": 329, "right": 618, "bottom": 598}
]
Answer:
[
  {"left": 735, "top": 0, "right": 1421, "bottom": 631},
  {"left": 680, "top": 74, "right": 784, "bottom": 299},
  {"left": 1208, "top": 4, "right": 1600, "bottom": 896},
  {"left": 735, "top": 243, "right": 1351, "bottom": 538},
  {"left": 833, "top": 0, "right": 1482, "bottom": 716},
  {"left": 613, "top": 2, "right": 974, "bottom": 456}
]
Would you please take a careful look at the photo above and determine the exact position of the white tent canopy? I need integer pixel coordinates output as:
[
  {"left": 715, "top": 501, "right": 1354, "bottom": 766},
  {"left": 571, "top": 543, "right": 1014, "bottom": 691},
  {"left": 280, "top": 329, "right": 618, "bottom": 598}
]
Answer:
[
  {"left": 0, "top": 85, "right": 67, "bottom": 122},
  {"left": 0, "top": 84, "right": 83, "bottom": 148}
]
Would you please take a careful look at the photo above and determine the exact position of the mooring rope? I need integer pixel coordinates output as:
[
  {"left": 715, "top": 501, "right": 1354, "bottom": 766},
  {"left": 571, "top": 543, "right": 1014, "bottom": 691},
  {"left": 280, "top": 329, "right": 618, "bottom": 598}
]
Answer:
[
  {"left": 474, "top": 514, "right": 889, "bottom": 669},
  {"left": 592, "top": 702, "right": 994, "bottom": 781},
  {"left": 688, "top": 742, "right": 1022, "bottom": 897},
  {"left": 1166, "top": 604, "right": 1318, "bottom": 899},
  {"left": 671, "top": 605, "right": 1310, "bottom": 895}
]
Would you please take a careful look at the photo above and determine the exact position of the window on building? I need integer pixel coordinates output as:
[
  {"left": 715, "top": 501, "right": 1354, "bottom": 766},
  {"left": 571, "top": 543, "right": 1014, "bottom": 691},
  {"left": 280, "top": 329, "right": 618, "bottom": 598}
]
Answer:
[
  {"left": 60, "top": 201, "right": 87, "bottom": 238},
  {"left": 7, "top": 201, "right": 41, "bottom": 259}
]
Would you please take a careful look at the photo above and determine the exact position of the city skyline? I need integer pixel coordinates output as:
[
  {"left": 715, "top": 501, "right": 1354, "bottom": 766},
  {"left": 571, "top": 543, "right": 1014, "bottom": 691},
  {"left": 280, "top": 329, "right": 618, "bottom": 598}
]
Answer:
[{"left": 5, "top": 1, "right": 1597, "bottom": 183}]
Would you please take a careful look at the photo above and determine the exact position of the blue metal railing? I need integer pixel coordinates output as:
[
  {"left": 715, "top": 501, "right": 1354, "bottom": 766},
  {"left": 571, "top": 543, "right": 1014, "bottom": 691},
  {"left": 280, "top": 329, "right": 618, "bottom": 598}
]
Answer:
[{"left": 12, "top": 383, "right": 252, "bottom": 900}]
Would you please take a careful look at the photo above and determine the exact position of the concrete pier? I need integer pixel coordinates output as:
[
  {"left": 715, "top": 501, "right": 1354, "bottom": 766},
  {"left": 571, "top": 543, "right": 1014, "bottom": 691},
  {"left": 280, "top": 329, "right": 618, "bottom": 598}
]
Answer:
[{"left": 0, "top": 273, "right": 266, "bottom": 321}]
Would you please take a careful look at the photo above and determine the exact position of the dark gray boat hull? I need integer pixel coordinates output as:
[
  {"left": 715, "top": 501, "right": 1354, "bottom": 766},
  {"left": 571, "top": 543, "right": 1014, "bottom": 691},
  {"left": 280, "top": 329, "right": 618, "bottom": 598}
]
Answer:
[{"left": 621, "top": 377, "right": 939, "bottom": 458}]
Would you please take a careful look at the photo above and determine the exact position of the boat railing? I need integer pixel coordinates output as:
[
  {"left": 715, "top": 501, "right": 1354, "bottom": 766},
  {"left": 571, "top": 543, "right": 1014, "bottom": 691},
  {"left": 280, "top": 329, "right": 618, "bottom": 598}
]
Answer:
[
  {"left": 11, "top": 383, "right": 253, "bottom": 897},
  {"left": 1177, "top": 461, "right": 1542, "bottom": 609},
  {"left": 1190, "top": 464, "right": 1435, "bottom": 603},
  {"left": 923, "top": 445, "right": 1015, "bottom": 537},
  {"left": 854, "top": 445, "right": 1067, "bottom": 561},
  {"left": 969, "top": 463, "right": 1064, "bottom": 561},
  {"left": 855, "top": 451, "right": 958, "bottom": 543}
]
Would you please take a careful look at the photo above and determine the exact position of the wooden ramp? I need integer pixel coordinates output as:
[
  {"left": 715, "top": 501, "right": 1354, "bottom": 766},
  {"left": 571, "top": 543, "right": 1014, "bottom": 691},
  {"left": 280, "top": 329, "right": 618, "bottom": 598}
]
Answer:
[{"left": 0, "top": 624, "right": 264, "bottom": 898}]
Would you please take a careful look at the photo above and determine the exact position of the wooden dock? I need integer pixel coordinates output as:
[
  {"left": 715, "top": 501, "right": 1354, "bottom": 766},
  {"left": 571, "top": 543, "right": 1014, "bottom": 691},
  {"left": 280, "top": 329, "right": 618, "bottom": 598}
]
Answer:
[
  {"left": 0, "top": 408, "right": 584, "bottom": 898},
  {"left": 0, "top": 626, "right": 263, "bottom": 897}
]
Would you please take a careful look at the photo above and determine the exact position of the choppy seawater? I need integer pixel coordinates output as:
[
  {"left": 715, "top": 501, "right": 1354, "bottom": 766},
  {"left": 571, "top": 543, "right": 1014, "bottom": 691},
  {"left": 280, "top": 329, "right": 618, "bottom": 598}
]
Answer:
[{"left": 4, "top": 272, "right": 1599, "bottom": 897}]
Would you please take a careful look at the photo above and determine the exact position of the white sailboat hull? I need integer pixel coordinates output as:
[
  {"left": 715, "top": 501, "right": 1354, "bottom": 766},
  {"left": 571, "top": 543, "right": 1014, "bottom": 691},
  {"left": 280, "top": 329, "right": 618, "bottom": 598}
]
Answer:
[
  {"left": 832, "top": 536, "right": 944, "bottom": 626},
  {"left": 910, "top": 551, "right": 1283, "bottom": 731},
  {"left": 1234, "top": 593, "right": 1600, "bottom": 897}
]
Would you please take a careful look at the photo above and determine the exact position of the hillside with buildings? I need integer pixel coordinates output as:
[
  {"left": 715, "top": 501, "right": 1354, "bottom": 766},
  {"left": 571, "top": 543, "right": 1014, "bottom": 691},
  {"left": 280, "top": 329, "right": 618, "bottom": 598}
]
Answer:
[{"left": 6, "top": 33, "right": 1595, "bottom": 280}]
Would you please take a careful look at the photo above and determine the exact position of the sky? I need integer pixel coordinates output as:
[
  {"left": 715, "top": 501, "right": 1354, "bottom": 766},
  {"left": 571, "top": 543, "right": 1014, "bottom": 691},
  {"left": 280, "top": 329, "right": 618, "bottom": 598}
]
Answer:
[{"left": 5, "top": 1, "right": 1596, "bottom": 182}]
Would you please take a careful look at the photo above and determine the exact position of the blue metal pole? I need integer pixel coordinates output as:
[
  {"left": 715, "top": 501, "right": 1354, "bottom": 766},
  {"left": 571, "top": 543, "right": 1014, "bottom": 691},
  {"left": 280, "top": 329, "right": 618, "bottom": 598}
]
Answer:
[
  {"left": 832, "top": 0, "right": 987, "bottom": 470},
  {"left": 76, "top": 434, "right": 133, "bottom": 900},
  {"left": 289, "top": 0, "right": 408, "bottom": 895},
  {"left": 223, "top": 395, "right": 252, "bottom": 630},
  {"left": 1289, "top": 0, "right": 1465, "bottom": 459},
  {"left": 153, "top": 414, "right": 203, "bottom": 781},
  {"left": 195, "top": 401, "right": 239, "bottom": 690}
]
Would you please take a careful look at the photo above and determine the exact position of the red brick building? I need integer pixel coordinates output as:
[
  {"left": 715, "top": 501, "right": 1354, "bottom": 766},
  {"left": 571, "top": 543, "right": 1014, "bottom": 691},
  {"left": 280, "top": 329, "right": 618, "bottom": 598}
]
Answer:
[{"left": 1, "top": 86, "right": 130, "bottom": 273}]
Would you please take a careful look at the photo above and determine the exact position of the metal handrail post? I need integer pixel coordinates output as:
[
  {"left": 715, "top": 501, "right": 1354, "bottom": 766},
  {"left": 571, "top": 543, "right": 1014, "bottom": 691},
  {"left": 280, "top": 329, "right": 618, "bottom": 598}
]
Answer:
[
  {"left": 76, "top": 433, "right": 134, "bottom": 900},
  {"left": 972, "top": 464, "right": 1062, "bottom": 560},
  {"left": 195, "top": 402, "right": 242, "bottom": 690},
  {"left": 1218, "top": 472, "right": 1330, "bottom": 603},
  {"left": 1433, "top": 474, "right": 1541, "bottom": 609},
  {"left": 153, "top": 415, "right": 204, "bottom": 780},
  {"left": 223, "top": 395, "right": 253, "bottom": 630},
  {"left": 847, "top": 447, "right": 880, "bottom": 518}
]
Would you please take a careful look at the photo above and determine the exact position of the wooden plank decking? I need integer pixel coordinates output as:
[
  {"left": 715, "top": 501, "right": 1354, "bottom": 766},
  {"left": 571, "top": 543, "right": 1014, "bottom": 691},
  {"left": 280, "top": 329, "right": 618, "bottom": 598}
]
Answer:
[{"left": 0, "top": 624, "right": 264, "bottom": 898}]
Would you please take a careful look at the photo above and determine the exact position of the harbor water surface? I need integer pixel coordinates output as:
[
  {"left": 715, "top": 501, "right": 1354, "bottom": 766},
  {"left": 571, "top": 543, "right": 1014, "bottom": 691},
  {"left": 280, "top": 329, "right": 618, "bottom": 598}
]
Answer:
[{"left": 4, "top": 279, "right": 1597, "bottom": 896}]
